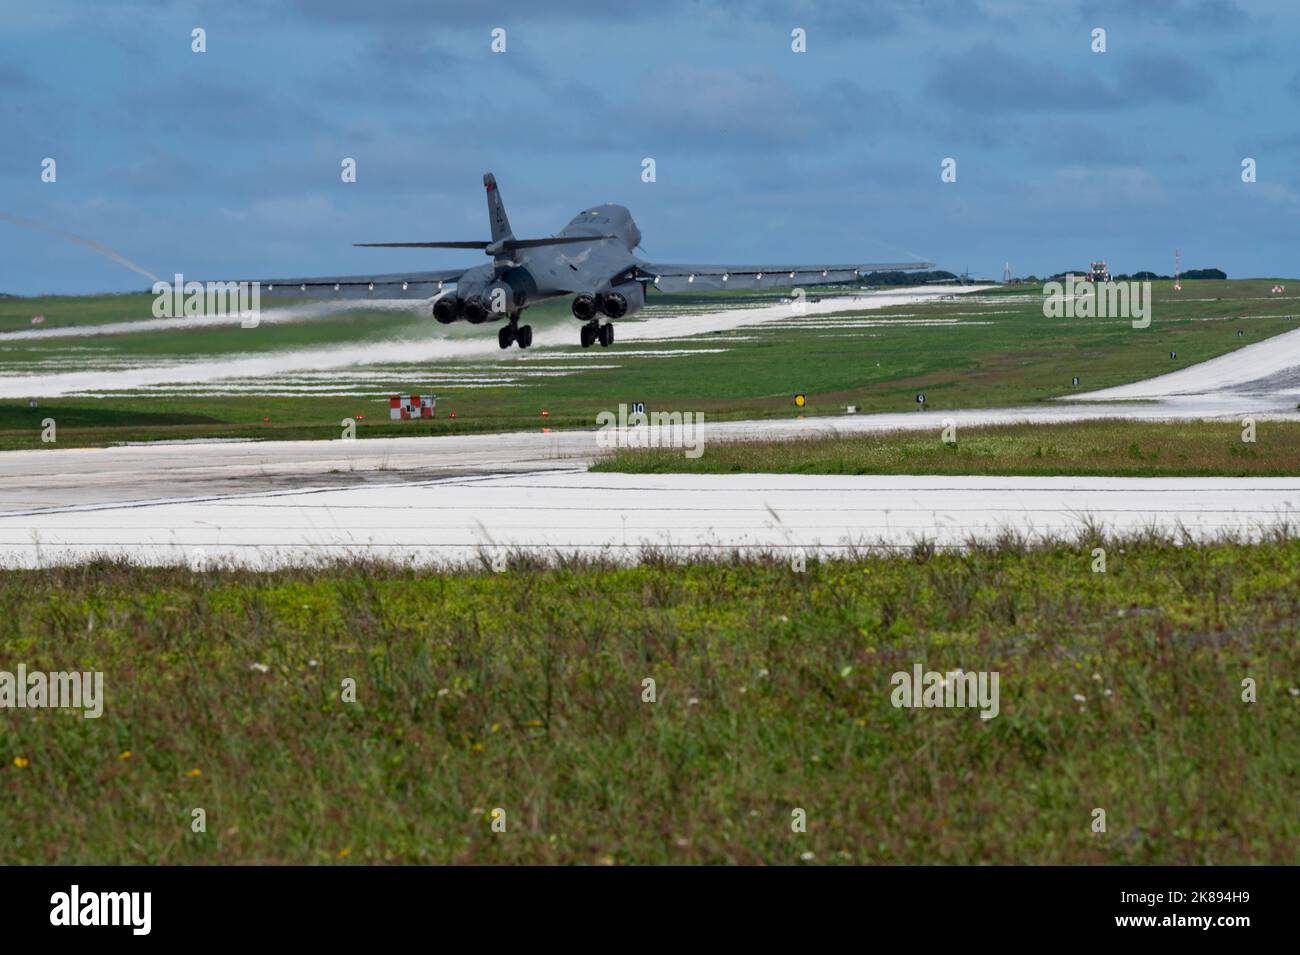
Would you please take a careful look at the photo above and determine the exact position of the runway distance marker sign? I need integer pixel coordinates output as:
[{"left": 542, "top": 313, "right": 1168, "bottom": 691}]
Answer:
[{"left": 390, "top": 395, "right": 436, "bottom": 420}]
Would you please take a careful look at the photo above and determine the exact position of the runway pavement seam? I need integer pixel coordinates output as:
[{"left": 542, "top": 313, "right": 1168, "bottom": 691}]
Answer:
[{"left": 0, "top": 467, "right": 588, "bottom": 518}]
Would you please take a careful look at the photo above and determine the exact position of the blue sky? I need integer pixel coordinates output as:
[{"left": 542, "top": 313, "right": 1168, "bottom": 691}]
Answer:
[{"left": 2, "top": 0, "right": 1298, "bottom": 295}]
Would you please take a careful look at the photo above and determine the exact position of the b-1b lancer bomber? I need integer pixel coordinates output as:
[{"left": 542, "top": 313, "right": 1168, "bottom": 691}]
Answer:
[{"left": 248, "top": 172, "right": 933, "bottom": 349}]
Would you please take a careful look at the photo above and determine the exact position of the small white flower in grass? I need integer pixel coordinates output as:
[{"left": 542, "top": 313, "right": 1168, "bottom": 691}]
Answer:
[
  {"left": 437, "top": 688, "right": 450, "bottom": 697},
  {"left": 758, "top": 668, "right": 770, "bottom": 679},
  {"left": 1103, "top": 689, "right": 1113, "bottom": 697},
  {"left": 308, "top": 659, "right": 320, "bottom": 667},
  {"left": 739, "top": 686, "right": 747, "bottom": 694},
  {"left": 1092, "top": 673, "right": 1103, "bottom": 682},
  {"left": 800, "top": 851, "right": 815, "bottom": 861},
  {"left": 250, "top": 662, "right": 270, "bottom": 673},
  {"left": 1073, "top": 693, "right": 1087, "bottom": 704},
  {"left": 687, "top": 697, "right": 700, "bottom": 706},
  {"left": 676, "top": 838, "right": 690, "bottom": 847},
  {"left": 1288, "top": 688, "right": 1299, "bottom": 697}
]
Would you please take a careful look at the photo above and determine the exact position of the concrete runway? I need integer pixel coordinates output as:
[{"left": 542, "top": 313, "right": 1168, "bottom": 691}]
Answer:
[
  {"left": 3, "top": 469, "right": 1296, "bottom": 568},
  {"left": 1077, "top": 324, "right": 1300, "bottom": 408},
  {"left": 3, "top": 290, "right": 1298, "bottom": 565},
  {"left": 2, "top": 395, "right": 1299, "bottom": 566},
  {"left": 0, "top": 286, "right": 985, "bottom": 399}
]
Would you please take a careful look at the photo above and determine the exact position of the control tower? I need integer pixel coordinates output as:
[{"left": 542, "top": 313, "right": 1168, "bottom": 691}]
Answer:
[{"left": 1086, "top": 260, "right": 1111, "bottom": 282}]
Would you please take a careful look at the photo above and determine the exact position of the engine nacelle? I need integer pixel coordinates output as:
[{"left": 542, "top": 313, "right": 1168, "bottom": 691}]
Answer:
[
  {"left": 462, "top": 298, "right": 490, "bottom": 323},
  {"left": 599, "top": 282, "right": 645, "bottom": 319},
  {"left": 571, "top": 293, "right": 598, "bottom": 320},
  {"left": 432, "top": 296, "right": 462, "bottom": 324}
]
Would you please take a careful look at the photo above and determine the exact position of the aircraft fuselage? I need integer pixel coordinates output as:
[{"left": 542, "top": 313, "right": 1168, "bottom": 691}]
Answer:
[{"left": 440, "top": 203, "right": 644, "bottom": 328}]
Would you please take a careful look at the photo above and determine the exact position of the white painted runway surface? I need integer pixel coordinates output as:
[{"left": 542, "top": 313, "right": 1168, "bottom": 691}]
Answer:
[
  {"left": 1076, "top": 324, "right": 1300, "bottom": 408},
  {"left": 3, "top": 469, "right": 1296, "bottom": 568}
]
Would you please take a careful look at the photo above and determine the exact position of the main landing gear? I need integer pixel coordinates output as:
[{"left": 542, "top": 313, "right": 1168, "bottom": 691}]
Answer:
[
  {"left": 580, "top": 321, "right": 614, "bottom": 348},
  {"left": 499, "top": 317, "right": 533, "bottom": 350}
]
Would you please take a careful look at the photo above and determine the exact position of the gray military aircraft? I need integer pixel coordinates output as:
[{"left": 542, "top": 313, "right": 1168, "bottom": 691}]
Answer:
[{"left": 249, "top": 172, "right": 933, "bottom": 349}]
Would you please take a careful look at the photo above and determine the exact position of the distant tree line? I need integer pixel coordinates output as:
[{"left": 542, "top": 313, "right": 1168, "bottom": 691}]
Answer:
[
  {"left": 1042, "top": 268, "right": 1227, "bottom": 282},
  {"left": 861, "top": 270, "right": 959, "bottom": 285},
  {"left": 863, "top": 267, "right": 1230, "bottom": 286},
  {"left": 1109, "top": 268, "right": 1226, "bottom": 281}
]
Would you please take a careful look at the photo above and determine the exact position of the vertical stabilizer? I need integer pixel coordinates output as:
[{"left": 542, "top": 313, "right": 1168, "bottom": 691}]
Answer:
[{"left": 484, "top": 172, "right": 513, "bottom": 243}]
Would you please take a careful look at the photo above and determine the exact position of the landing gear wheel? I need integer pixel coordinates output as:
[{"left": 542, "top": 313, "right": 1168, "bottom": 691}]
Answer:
[
  {"left": 580, "top": 322, "right": 596, "bottom": 348},
  {"left": 498, "top": 324, "right": 515, "bottom": 350},
  {"left": 517, "top": 324, "right": 533, "bottom": 349},
  {"left": 599, "top": 322, "right": 614, "bottom": 347}
]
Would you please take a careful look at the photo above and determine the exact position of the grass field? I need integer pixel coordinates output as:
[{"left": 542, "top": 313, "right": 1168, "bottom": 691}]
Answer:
[
  {"left": 2, "top": 535, "right": 1296, "bottom": 864},
  {"left": 1, "top": 279, "right": 1297, "bottom": 451},
  {"left": 593, "top": 419, "right": 1300, "bottom": 478}
]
